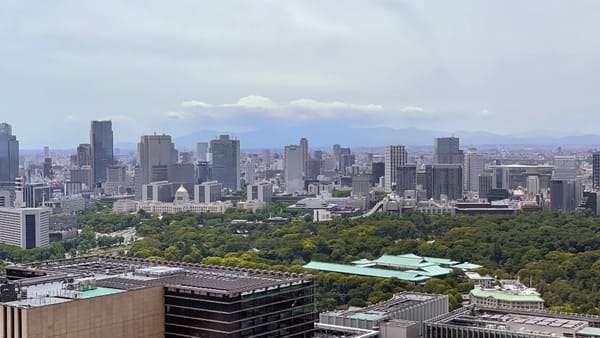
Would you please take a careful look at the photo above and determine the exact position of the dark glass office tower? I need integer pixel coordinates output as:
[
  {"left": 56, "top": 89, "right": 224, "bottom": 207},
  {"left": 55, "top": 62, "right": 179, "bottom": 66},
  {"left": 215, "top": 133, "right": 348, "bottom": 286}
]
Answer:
[
  {"left": 210, "top": 135, "right": 240, "bottom": 190},
  {"left": 90, "top": 120, "right": 114, "bottom": 184},
  {"left": 0, "top": 123, "right": 19, "bottom": 185}
]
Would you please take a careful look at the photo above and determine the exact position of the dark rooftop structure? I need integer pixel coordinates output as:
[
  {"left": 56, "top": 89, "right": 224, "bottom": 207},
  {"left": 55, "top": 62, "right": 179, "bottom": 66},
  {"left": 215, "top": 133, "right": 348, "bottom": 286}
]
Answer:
[{"left": 3, "top": 256, "right": 316, "bottom": 338}]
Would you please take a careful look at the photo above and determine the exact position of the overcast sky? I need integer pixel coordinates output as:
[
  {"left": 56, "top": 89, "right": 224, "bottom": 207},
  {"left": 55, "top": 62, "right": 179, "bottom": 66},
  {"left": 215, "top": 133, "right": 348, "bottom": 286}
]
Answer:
[{"left": 2, "top": 0, "right": 600, "bottom": 148}]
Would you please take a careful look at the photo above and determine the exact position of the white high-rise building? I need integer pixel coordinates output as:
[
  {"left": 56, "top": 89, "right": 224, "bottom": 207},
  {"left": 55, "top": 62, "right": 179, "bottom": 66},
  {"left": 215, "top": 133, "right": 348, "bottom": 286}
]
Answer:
[
  {"left": 553, "top": 155, "right": 577, "bottom": 181},
  {"left": 527, "top": 176, "right": 540, "bottom": 197},
  {"left": 464, "top": 148, "right": 484, "bottom": 193},
  {"left": 194, "top": 181, "right": 222, "bottom": 203},
  {"left": 284, "top": 145, "right": 304, "bottom": 194},
  {"left": 0, "top": 207, "right": 50, "bottom": 249},
  {"left": 384, "top": 145, "right": 407, "bottom": 192},
  {"left": 196, "top": 142, "right": 209, "bottom": 162}
]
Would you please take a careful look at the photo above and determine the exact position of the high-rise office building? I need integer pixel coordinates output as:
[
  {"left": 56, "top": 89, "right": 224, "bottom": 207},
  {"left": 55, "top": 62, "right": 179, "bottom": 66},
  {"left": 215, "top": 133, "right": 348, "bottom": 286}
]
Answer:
[
  {"left": 196, "top": 142, "right": 209, "bottom": 162},
  {"left": 90, "top": 120, "right": 114, "bottom": 184},
  {"left": 384, "top": 145, "right": 407, "bottom": 192},
  {"left": 76, "top": 143, "right": 92, "bottom": 167},
  {"left": 247, "top": 181, "right": 273, "bottom": 203},
  {"left": 0, "top": 123, "right": 19, "bottom": 184},
  {"left": 372, "top": 162, "right": 385, "bottom": 186},
  {"left": 551, "top": 179, "right": 578, "bottom": 211},
  {"left": 284, "top": 145, "right": 304, "bottom": 194},
  {"left": 594, "top": 152, "right": 600, "bottom": 189},
  {"left": 210, "top": 135, "right": 241, "bottom": 190},
  {"left": 137, "top": 134, "right": 177, "bottom": 187},
  {"left": 397, "top": 164, "right": 417, "bottom": 195},
  {"left": 435, "top": 137, "right": 464, "bottom": 165},
  {"left": 300, "top": 137, "right": 309, "bottom": 177},
  {"left": 464, "top": 148, "right": 484, "bottom": 192},
  {"left": 527, "top": 176, "right": 540, "bottom": 197},
  {"left": 333, "top": 144, "right": 341, "bottom": 165},
  {"left": 0, "top": 207, "right": 50, "bottom": 249},
  {"left": 479, "top": 174, "right": 493, "bottom": 200},
  {"left": 553, "top": 155, "right": 577, "bottom": 181},
  {"left": 432, "top": 164, "right": 463, "bottom": 200}
]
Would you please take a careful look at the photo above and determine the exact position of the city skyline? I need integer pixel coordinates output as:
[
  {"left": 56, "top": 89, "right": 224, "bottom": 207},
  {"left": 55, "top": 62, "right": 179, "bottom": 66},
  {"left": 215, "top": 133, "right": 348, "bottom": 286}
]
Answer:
[{"left": 3, "top": 1, "right": 600, "bottom": 148}]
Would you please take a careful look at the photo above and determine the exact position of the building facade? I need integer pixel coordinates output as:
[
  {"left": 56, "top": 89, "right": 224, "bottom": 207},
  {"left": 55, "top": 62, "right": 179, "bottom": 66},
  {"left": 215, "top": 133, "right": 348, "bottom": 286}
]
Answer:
[
  {"left": 210, "top": 135, "right": 241, "bottom": 191},
  {"left": 90, "top": 120, "right": 114, "bottom": 184},
  {"left": 0, "top": 123, "right": 19, "bottom": 185},
  {"left": 384, "top": 145, "right": 407, "bottom": 192},
  {"left": 0, "top": 207, "right": 50, "bottom": 249}
]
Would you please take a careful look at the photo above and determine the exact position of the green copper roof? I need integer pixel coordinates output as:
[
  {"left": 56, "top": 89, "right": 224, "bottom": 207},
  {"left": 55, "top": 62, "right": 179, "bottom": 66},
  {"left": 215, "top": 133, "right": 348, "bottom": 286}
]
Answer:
[
  {"left": 579, "top": 327, "right": 600, "bottom": 336},
  {"left": 453, "top": 262, "right": 483, "bottom": 270},
  {"left": 303, "top": 261, "right": 430, "bottom": 282},
  {"left": 470, "top": 288, "right": 544, "bottom": 302}
]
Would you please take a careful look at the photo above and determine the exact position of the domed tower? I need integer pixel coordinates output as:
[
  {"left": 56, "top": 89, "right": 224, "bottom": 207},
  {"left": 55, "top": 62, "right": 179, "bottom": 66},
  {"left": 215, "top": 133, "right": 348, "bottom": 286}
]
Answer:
[{"left": 174, "top": 184, "right": 189, "bottom": 204}]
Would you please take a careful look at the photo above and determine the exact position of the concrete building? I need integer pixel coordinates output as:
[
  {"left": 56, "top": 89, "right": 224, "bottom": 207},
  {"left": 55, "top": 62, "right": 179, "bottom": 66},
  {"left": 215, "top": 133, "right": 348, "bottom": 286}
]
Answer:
[
  {"left": 0, "top": 207, "right": 50, "bottom": 249},
  {"left": 247, "top": 181, "right": 273, "bottom": 203},
  {"left": 550, "top": 179, "right": 578, "bottom": 211},
  {"left": 527, "top": 175, "right": 540, "bottom": 197},
  {"left": 285, "top": 144, "right": 304, "bottom": 194},
  {"left": 210, "top": 135, "right": 241, "bottom": 190},
  {"left": 1, "top": 256, "right": 316, "bottom": 337},
  {"left": 397, "top": 165, "right": 417, "bottom": 196},
  {"left": 319, "top": 292, "right": 448, "bottom": 336},
  {"left": 142, "top": 181, "right": 175, "bottom": 203},
  {"left": 167, "top": 163, "right": 195, "bottom": 185},
  {"left": 352, "top": 176, "right": 371, "bottom": 209},
  {"left": 432, "top": 164, "right": 463, "bottom": 201},
  {"left": 434, "top": 137, "right": 463, "bottom": 165},
  {"left": 384, "top": 145, "right": 407, "bottom": 192},
  {"left": 479, "top": 174, "right": 493, "bottom": 200},
  {"left": 196, "top": 142, "right": 209, "bottom": 162},
  {"left": 43, "top": 194, "right": 86, "bottom": 214},
  {"left": 0, "top": 123, "right": 19, "bottom": 185},
  {"left": 69, "top": 166, "right": 93, "bottom": 190},
  {"left": 553, "top": 155, "right": 577, "bottom": 181},
  {"left": 300, "top": 137, "right": 309, "bottom": 177},
  {"left": 464, "top": 148, "right": 484, "bottom": 192},
  {"left": 103, "top": 165, "right": 127, "bottom": 195},
  {"left": 469, "top": 280, "right": 544, "bottom": 311},
  {"left": 22, "top": 183, "right": 51, "bottom": 208},
  {"left": 194, "top": 181, "right": 222, "bottom": 203},
  {"left": 76, "top": 143, "right": 92, "bottom": 166},
  {"left": 90, "top": 120, "right": 114, "bottom": 184},
  {"left": 423, "top": 305, "right": 600, "bottom": 338},
  {"left": 137, "top": 134, "right": 177, "bottom": 191}
]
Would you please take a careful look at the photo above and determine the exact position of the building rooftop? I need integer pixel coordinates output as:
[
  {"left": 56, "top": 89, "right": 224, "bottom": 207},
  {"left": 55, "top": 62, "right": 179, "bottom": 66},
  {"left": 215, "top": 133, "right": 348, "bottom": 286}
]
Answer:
[
  {"left": 428, "top": 306, "right": 600, "bottom": 338},
  {"left": 322, "top": 292, "right": 446, "bottom": 320},
  {"left": 303, "top": 261, "right": 430, "bottom": 282},
  {"left": 4, "top": 256, "right": 314, "bottom": 308},
  {"left": 470, "top": 287, "right": 544, "bottom": 302}
]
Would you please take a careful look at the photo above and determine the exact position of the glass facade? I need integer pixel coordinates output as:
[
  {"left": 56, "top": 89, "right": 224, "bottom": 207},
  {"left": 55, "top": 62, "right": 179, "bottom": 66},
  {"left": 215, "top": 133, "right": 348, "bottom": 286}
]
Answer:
[{"left": 165, "top": 281, "right": 315, "bottom": 338}]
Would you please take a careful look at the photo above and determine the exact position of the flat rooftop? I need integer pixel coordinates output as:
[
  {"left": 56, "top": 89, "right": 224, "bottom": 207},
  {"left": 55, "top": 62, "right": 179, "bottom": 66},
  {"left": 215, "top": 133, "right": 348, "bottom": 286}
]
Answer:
[
  {"left": 3, "top": 256, "right": 314, "bottom": 308},
  {"left": 322, "top": 292, "right": 445, "bottom": 320},
  {"left": 429, "top": 306, "right": 600, "bottom": 337}
]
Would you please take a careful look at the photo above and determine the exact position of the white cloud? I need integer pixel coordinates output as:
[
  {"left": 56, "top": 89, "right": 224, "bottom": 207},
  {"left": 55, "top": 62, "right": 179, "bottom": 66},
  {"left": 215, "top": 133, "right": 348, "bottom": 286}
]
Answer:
[
  {"left": 289, "top": 99, "right": 384, "bottom": 111},
  {"left": 181, "top": 100, "right": 212, "bottom": 108},
  {"left": 223, "top": 95, "right": 278, "bottom": 109},
  {"left": 400, "top": 106, "right": 425, "bottom": 113},
  {"left": 166, "top": 111, "right": 193, "bottom": 120}
]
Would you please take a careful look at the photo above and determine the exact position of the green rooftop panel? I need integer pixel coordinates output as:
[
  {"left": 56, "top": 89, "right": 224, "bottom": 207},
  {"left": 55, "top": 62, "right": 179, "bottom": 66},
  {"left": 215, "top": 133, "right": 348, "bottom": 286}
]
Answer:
[
  {"left": 303, "top": 261, "right": 430, "bottom": 282},
  {"left": 470, "top": 288, "right": 544, "bottom": 302}
]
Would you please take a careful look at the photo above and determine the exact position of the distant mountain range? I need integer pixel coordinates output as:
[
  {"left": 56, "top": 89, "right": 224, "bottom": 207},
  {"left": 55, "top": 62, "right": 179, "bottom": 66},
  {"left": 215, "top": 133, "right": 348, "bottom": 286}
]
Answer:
[{"left": 110, "top": 127, "right": 600, "bottom": 151}]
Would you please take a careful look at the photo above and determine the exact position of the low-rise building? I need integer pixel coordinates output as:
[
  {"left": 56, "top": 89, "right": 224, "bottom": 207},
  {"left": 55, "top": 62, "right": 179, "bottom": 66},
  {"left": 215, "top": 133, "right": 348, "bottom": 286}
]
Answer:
[{"left": 469, "top": 279, "right": 544, "bottom": 310}]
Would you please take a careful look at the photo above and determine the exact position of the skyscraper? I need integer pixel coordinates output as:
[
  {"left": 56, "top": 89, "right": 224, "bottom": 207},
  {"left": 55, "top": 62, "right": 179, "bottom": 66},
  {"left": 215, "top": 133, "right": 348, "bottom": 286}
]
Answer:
[
  {"left": 435, "top": 137, "right": 464, "bottom": 164},
  {"left": 196, "top": 142, "right": 209, "bottom": 162},
  {"left": 76, "top": 143, "right": 92, "bottom": 166},
  {"left": 0, "top": 122, "right": 19, "bottom": 184},
  {"left": 593, "top": 152, "right": 600, "bottom": 189},
  {"left": 210, "top": 135, "right": 240, "bottom": 190},
  {"left": 284, "top": 144, "right": 304, "bottom": 193},
  {"left": 90, "top": 120, "right": 114, "bottom": 184},
  {"left": 432, "top": 164, "right": 463, "bottom": 200},
  {"left": 137, "top": 134, "right": 177, "bottom": 187},
  {"left": 552, "top": 155, "right": 577, "bottom": 181},
  {"left": 464, "top": 148, "right": 484, "bottom": 192},
  {"left": 300, "top": 137, "right": 309, "bottom": 177},
  {"left": 384, "top": 145, "right": 407, "bottom": 192},
  {"left": 397, "top": 164, "right": 417, "bottom": 195}
]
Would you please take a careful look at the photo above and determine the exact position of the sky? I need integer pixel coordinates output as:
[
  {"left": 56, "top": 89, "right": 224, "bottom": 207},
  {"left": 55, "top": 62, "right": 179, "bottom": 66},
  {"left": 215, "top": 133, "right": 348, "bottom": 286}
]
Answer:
[{"left": 2, "top": 0, "right": 600, "bottom": 148}]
